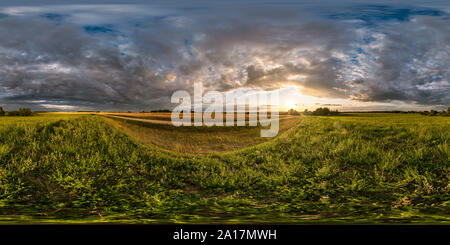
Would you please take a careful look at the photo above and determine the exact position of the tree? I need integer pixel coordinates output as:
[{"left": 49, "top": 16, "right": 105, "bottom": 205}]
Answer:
[
  {"left": 0, "top": 107, "right": 4, "bottom": 116},
  {"left": 19, "top": 107, "right": 32, "bottom": 116},
  {"left": 311, "top": 107, "right": 339, "bottom": 116},
  {"left": 288, "top": 109, "right": 299, "bottom": 115}
]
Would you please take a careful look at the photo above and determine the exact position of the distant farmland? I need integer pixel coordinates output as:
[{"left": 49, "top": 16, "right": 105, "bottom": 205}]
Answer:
[{"left": 0, "top": 112, "right": 448, "bottom": 224}]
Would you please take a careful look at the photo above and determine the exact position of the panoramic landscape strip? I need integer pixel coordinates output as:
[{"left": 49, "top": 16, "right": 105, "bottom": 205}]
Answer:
[{"left": 0, "top": 1, "right": 448, "bottom": 240}]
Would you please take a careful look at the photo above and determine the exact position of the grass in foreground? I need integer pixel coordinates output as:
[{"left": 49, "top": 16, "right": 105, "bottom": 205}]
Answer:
[{"left": 0, "top": 113, "right": 448, "bottom": 224}]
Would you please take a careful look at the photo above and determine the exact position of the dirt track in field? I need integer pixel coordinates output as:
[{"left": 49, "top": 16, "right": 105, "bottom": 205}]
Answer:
[
  {"left": 102, "top": 114, "right": 174, "bottom": 125},
  {"left": 102, "top": 113, "right": 299, "bottom": 126}
]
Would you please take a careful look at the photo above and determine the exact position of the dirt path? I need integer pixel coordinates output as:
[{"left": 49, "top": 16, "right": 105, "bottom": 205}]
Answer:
[
  {"left": 103, "top": 114, "right": 300, "bottom": 126},
  {"left": 102, "top": 114, "right": 174, "bottom": 125}
]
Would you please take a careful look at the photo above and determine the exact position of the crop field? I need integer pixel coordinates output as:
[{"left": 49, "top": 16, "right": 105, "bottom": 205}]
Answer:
[
  {"left": 0, "top": 113, "right": 448, "bottom": 224},
  {"left": 103, "top": 114, "right": 300, "bottom": 154}
]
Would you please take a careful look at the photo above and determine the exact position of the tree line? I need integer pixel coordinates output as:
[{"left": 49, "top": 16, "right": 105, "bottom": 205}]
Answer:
[
  {"left": 0, "top": 107, "right": 33, "bottom": 116},
  {"left": 303, "top": 107, "right": 340, "bottom": 116},
  {"left": 420, "top": 107, "right": 450, "bottom": 116}
]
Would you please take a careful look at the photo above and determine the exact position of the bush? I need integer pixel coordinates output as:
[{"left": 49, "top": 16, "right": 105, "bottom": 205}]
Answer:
[
  {"left": 0, "top": 107, "right": 4, "bottom": 116},
  {"left": 6, "top": 111, "right": 19, "bottom": 116}
]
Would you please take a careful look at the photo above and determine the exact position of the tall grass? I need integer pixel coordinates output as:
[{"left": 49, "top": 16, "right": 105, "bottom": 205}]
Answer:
[{"left": 0, "top": 113, "right": 448, "bottom": 223}]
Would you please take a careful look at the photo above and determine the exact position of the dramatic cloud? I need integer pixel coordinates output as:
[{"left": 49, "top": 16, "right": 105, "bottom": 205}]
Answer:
[
  {"left": 351, "top": 16, "right": 450, "bottom": 105},
  {"left": 0, "top": 1, "right": 448, "bottom": 111}
]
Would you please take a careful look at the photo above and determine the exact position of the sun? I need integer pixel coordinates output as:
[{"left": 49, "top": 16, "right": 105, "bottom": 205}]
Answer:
[{"left": 285, "top": 100, "right": 297, "bottom": 110}]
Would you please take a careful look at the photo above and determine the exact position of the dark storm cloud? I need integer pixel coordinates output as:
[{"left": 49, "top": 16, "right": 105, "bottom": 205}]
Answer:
[
  {"left": 0, "top": 1, "right": 449, "bottom": 110},
  {"left": 349, "top": 16, "right": 450, "bottom": 105},
  {"left": 0, "top": 17, "right": 185, "bottom": 110}
]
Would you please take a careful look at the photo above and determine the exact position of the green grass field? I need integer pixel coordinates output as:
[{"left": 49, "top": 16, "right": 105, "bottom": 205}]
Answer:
[{"left": 0, "top": 113, "right": 448, "bottom": 224}]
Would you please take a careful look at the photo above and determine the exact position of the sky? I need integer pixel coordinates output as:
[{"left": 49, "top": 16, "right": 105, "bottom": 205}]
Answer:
[{"left": 0, "top": 0, "right": 448, "bottom": 111}]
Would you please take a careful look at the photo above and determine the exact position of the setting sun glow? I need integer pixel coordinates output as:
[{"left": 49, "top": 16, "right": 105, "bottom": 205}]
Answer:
[{"left": 285, "top": 100, "right": 297, "bottom": 110}]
